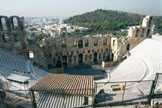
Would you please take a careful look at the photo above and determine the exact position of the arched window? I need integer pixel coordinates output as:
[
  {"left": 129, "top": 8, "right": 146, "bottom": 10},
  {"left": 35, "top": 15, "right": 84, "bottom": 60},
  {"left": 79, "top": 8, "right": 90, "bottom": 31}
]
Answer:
[
  {"left": 13, "top": 17, "right": 19, "bottom": 30},
  {"left": 89, "top": 54, "right": 92, "bottom": 60},
  {"left": 78, "top": 40, "right": 83, "bottom": 48},
  {"left": 103, "top": 53, "right": 105, "bottom": 59},
  {"left": 62, "top": 41, "right": 66, "bottom": 48},
  {"left": 1, "top": 18, "right": 7, "bottom": 31},
  {"left": 93, "top": 52, "right": 98, "bottom": 63},
  {"left": 99, "top": 53, "right": 101, "bottom": 59},
  {"left": 94, "top": 39, "right": 98, "bottom": 46},
  {"left": 88, "top": 50, "right": 90, "bottom": 53},
  {"left": 78, "top": 54, "right": 83, "bottom": 64},
  {"left": 84, "top": 39, "right": 88, "bottom": 47},
  {"left": 113, "top": 40, "right": 115, "bottom": 46},
  {"left": 74, "top": 56, "right": 77, "bottom": 62},
  {"left": 103, "top": 38, "right": 107, "bottom": 45},
  {"left": 73, "top": 40, "right": 77, "bottom": 48},
  {"left": 85, "top": 55, "right": 87, "bottom": 61}
]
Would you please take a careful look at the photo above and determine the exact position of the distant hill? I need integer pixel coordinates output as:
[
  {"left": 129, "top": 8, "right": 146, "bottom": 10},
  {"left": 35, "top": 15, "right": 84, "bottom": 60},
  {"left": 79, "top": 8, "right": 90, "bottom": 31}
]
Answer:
[
  {"left": 153, "top": 16, "right": 162, "bottom": 35},
  {"left": 65, "top": 9, "right": 162, "bottom": 36}
]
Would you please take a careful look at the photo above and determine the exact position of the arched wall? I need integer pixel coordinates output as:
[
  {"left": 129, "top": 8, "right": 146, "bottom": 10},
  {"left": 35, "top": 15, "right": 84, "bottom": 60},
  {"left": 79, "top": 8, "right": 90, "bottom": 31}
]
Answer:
[
  {"left": 42, "top": 35, "right": 111, "bottom": 67},
  {"left": 0, "top": 15, "right": 26, "bottom": 51}
]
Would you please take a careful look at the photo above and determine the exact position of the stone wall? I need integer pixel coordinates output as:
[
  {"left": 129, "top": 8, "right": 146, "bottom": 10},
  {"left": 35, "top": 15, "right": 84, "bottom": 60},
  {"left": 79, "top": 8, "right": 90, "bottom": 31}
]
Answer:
[
  {"left": 111, "top": 16, "right": 153, "bottom": 61},
  {"left": 0, "top": 15, "right": 154, "bottom": 69},
  {"left": 42, "top": 34, "right": 112, "bottom": 68},
  {"left": 33, "top": 16, "right": 154, "bottom": 69},
  {"left": 0, "top": 16, "right": 27, "bottom": 54}
]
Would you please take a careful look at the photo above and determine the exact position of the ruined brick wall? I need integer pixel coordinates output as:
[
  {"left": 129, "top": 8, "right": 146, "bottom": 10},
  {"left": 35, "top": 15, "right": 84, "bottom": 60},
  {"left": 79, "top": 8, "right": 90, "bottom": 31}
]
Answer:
[
  {"left": 42, "top": 34, "right": 112, "bottom": 68},
  {"left": 39, "top": 16, "right": 154, "bottom": 69},
  {"left": 0, "top": 16, "right": 27, "bottom": 54},
  {"left": 111, "top": 16, "right": 153, "bottom": 61},
  {"left": 0, "top": 15, "right": 154, "bottom": 69}
]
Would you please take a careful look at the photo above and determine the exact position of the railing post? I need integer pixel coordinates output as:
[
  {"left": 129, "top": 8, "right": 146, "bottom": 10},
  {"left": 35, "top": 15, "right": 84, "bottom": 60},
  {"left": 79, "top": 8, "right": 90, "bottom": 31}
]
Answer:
[
  {"left": 30, "top": 89, "right": 37, "bottom": 108},
  {"left": 93, "top": 82, "right": 97, "bottom": 108},
  {"left": 148, "top": 73, "right": 159, "bottom": 104},
  {"left": 122, "top": 82, "right": 126, "bottom": 102}
]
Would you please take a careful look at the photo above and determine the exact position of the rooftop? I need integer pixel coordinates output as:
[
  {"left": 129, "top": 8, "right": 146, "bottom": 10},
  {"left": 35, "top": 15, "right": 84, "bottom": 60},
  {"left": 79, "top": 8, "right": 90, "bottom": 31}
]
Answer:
[
  {"left": 30, "top": 73, "right": 95, "bottom": 96},
  {"left": 7, "top": 73, "right": 30, "bottom": 83}
]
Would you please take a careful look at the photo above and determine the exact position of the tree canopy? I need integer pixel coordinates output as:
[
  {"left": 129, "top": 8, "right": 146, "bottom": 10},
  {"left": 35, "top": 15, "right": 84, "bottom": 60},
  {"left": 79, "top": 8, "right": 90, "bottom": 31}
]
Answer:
[{"left": 65, "top": 9, "right": 162, "bottom": 36}]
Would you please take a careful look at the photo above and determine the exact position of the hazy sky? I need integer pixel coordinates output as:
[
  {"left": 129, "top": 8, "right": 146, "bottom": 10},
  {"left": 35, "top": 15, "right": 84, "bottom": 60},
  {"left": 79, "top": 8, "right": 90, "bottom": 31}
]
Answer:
[{"left": 0, "top": 0, "right": 161, "bottom": 17}]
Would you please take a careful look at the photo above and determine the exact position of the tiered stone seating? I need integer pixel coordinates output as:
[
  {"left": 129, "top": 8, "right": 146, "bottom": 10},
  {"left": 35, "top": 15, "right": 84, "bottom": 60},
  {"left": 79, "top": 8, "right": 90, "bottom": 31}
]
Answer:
[
  {"left": 0, "top": 48, "right": 48, "bottom": 81},
  {"left": 0, "top": 49, "right": 29, "bottom": 76},
  {"left": 31, "top": 67, "right": 48, "bottom": 80},
  {"left": 110, "top": 39, "right": 162, "bottom": 82},
  {"left": 110, "top": 55, "right": 146, "bottom": 82},
  {"left": 130, "top": 39, "right": 162, "bottom": 80}
]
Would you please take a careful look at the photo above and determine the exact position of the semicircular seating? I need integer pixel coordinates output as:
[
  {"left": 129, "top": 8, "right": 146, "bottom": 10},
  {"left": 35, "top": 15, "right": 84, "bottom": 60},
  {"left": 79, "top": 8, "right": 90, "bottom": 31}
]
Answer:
[
  {"left": 110, "top": 38, "right": 162, "bottom": 82},
  {"left": 0, "top": 48, "right": 48, "bottom": 81}
]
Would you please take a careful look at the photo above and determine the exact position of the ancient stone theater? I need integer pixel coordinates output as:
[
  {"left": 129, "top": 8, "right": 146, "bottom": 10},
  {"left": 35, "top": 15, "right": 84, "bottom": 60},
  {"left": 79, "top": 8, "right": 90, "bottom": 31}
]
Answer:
[{"left": 0, "top": 16, "right": 153, "bottom": 69}]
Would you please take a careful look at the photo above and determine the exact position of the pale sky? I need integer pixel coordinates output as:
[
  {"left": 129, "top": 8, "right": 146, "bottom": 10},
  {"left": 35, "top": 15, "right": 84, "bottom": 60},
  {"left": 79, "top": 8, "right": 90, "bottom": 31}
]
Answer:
[{"left": 0, "top": 0, "right": 161, "bottom": 17}]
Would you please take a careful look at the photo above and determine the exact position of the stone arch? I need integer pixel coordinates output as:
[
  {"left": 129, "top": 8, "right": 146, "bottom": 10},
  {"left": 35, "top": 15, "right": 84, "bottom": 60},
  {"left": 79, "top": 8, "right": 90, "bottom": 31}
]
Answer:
[
  {"left": 113, "top": 40, "right": 115, "bottom": 46},
  {"left": 99, "top": 53, "right": 101, "bottom": 59},
  {"left": 56, "top": 56, "right": 62, "bottom": 68},
  {"left": 94, "top": 39, "right": 98, "bottom": 46},
  {"left": 68, "top": 56, "right": 72, "bottom": 63},
  {"left": 111, "top": 53, "right": 114, "bottom": 61},
  {"left": 0, "top": 16, "right": 10, "bottom": 31},
  {"left": 74, "top": 55, "right": 77, "bottom": 62},
  {"left": 89, "top": 54, "right": 92, "bottom": 60},
  {"left": 84, "top": 39, "right": 88, "bottom": 47},
  {"left": 106, "top": 55, "right": 110, "bottom": 61},
  {"left": 73, "top": 40, "right": 77, "bottom": 48},
  {"left": 78, "top": 40, "right": 83, "bottom": 48},
  {"left": 103, "top": 38, "right": 107, "bottom": 45},
  {"left": 56, "top": 60, "right": 62, "bottom": 68},
  {"left": 126, "top": 44, "right": 130, "bottom": 51},
  {"left": 10, "top": 16, "right": 20, "bottom": 30},
  {"left": 93, "top": 52, "right": 98, "bottom": 63},
  {"left": 0, "top": 17, "right": 7, "bottom": 31},
  {"left": 103, "top": 53, "right": 105, "bottom": 59},
  {"left": 62, "top": 40, "right": 66, "bottom": 48},
  {"left": 85, "top": 55, "right": 88, "bottom": 61},
  {"left": 62, "top": 55, "right": 67, "bottom": 68},
  {"left": 78, "top": 54, "right": 83, "bottom": 65}
]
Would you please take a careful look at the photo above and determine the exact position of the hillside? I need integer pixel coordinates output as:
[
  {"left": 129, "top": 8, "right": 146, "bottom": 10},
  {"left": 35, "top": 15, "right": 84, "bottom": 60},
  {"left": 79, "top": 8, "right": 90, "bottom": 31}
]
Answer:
[
  {"left": 65, "top": 9, "right": 162, "bottom": 36},
  {"left": 153, "top": 16, "right": 162, "bottom": 35}
]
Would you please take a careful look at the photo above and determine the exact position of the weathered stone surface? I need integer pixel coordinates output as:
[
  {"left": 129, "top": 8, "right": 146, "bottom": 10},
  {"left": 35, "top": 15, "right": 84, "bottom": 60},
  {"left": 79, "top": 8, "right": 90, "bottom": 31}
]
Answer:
[{"left": 0, "top": 16, "right": 153, "bottom": 70}]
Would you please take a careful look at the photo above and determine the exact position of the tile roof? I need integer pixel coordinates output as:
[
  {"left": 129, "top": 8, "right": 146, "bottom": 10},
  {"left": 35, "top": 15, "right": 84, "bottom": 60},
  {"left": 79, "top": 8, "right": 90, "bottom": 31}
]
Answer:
[
  {"left": 30, "top": 73, "right": 94, "bottom": 96},
  {"left": 37, "top": 93, "right": 84, "bottom": 108}
]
